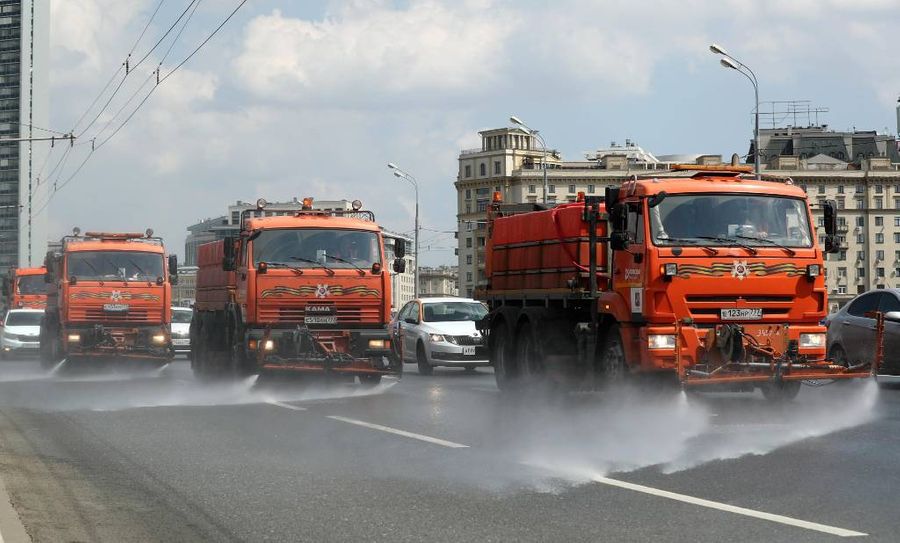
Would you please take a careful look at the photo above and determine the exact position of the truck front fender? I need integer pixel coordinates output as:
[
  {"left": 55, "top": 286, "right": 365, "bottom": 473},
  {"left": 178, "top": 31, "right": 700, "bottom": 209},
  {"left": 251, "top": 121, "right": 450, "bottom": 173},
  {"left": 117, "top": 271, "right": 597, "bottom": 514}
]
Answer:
[{"left": 597, "top": 291, "right": 631, "bottom": 323}]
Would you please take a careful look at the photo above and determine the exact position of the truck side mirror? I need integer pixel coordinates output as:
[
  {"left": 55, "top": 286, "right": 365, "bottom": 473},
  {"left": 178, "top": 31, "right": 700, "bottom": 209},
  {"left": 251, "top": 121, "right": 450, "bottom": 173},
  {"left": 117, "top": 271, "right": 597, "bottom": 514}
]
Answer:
[
  {"left": 608, "top": 203, "right": 629, "bottom": 250},
  {"left": 168, "top": 254, "right": 178, "bottom": 285},
  {"left": 222, "top": 236, "right": 236, "bottom": 272},
  {"left": 822, "top": 199, "right": 839, "bottom": 254},
  {"left": 393, "top": 259, "right": 406, "bottom": 274},
  {"left": 393, "top": 239, "right": 406, "bottom": 259},
  {"left": 605, "top": 186, "right": 620, "bottom": 206}
]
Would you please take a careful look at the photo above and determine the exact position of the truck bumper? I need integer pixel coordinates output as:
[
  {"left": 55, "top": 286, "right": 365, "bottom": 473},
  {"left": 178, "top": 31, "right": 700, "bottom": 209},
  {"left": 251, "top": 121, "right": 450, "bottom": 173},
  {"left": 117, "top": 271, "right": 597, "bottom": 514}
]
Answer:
[
  {"left": 64, "top": 324, "right": 174, "bottom": 363},
  {"left": 633, "top": 322, "right": 872, "bottom": 386},
  {"left": 247, "top": 327, "right": 400, "bottom": 377}
]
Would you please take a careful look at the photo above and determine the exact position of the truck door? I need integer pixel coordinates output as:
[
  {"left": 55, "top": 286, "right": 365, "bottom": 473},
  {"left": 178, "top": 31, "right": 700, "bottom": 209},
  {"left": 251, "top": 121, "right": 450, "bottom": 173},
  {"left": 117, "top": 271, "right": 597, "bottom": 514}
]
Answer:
[
  {"left": 840, "top": 292, "right": 883, "bottom": 366},
  {"left": 619, "top": 201, "right": 646, "bottom": 319}
]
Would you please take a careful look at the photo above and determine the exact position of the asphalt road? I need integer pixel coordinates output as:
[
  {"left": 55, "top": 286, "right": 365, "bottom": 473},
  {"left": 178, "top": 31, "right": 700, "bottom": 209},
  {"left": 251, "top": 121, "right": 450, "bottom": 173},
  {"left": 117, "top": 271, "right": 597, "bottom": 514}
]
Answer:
[{"left": 0, "top": 356, "right": 897, "bottom": 542}]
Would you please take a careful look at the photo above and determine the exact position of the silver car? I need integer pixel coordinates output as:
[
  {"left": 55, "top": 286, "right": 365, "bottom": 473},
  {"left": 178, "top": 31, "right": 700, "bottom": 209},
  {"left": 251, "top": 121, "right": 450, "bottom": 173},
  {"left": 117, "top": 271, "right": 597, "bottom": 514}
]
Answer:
[
  {"left": 171, "top": 307, "right": 192, "bottom": 357},
  {"left": 825, "top": 288, "right": 900, "bottom": 383},
  {"left": 1, "top": 309, "right": 42, "bottom": 359},
  {"left": 390, "top": 297, "right": 489, "bottom": 375}
]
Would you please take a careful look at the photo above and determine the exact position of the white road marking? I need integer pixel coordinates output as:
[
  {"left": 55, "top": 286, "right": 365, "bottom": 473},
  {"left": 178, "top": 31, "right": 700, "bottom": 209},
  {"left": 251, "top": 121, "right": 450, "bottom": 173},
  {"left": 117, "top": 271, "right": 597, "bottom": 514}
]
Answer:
[
  {"left": 590, "top": 475, "right": 867, "bottom": 538},
  {"left": 326, "top": 415, "right": 469, "bottom": 449},
  {"left": 265, "top": 400, "right": 307, "bottom": 411}
]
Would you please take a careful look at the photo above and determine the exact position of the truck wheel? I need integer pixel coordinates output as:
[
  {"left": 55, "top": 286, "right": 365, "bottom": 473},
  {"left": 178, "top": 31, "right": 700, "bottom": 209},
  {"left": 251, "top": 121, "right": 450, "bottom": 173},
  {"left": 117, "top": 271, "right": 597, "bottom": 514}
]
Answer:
[
  {"left": 417, "top": 342, "right": 433, "bottom": 375},
  {"left": 598, "top": 326, "right": 627, "bottom": 388},
  {"left": 492, "top": 322, "right": 517, "bottom": 391},
  {"left": 359, "top": 374, "right": 383, "bottom": 387},
  {"left": 760, "top": 380, "right": 801, "bottom": 402},
  {"left": 515, "top": 321, "right": 543, "bottom": 386}
]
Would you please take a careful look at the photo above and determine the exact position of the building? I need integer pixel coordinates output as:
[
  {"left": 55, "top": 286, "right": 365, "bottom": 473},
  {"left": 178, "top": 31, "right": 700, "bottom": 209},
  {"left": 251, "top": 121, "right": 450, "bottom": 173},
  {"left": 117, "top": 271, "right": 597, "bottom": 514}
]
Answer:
[
  {"left": 185, "top": 198, "right": 353, "bottom": 265},
  {"left": 455, "top": 128, "right": 677, "bottom": 297},
  {"left": 419, "top": 266, "right": 458, "bottom": 297},
  {"left": 172, "top": 265, "right": 198, "bottom": 307},
  {"left": 383, "top": 230, "right": 414, "bottom": 311},
  {"left": 0, "top": 1, "right": 48, "bottom": 274}
]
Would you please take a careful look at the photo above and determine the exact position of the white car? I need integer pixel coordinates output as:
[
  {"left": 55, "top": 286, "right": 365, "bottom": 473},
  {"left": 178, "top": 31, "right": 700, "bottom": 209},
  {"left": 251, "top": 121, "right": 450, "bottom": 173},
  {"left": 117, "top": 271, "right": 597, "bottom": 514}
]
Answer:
[
  {"left": 390, "top": 297, "right": 489, "bottom": 375},
  {"left": 171, "top": 307, "right": 192, "bottom": 356},
  {"left": 1, "top": 309, "right": 43, "bottom": 359}
]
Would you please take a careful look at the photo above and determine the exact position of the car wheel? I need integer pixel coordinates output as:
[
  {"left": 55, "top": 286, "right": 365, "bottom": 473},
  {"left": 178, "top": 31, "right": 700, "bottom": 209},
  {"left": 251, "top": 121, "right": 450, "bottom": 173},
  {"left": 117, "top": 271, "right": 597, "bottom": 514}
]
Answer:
[
  {"left": 829, "top": 344, "right": 849, "bottom": 367},
  {"left": 416, "top": 342, "right": 433, "bottom": 375}
]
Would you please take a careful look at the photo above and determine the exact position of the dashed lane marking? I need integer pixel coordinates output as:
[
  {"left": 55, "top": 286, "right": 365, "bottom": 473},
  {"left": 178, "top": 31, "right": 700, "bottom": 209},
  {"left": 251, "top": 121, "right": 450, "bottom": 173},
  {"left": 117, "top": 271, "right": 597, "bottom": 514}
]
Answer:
[
  {"left": 265, "top": 400, "right": 308, "bottom": 411},
  {"left": 326, "top": 415, "right": 469, "bottom": 449}
]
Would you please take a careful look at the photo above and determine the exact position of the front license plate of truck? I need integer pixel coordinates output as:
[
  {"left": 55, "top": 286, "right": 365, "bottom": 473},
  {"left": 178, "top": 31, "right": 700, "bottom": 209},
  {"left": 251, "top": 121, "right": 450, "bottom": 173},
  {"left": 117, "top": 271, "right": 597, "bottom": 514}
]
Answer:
[
  {"left": 103, "top": 303, "right": 129, "bottom": 312},
  {"left": 305, "top": 304, "right": 337, "bottom": 325},
  {"left": 463, "top": 346, "right": 476, "bottom": 356},
  {"left": 721, "top": 308, "right": 763, "bottom": 320}
]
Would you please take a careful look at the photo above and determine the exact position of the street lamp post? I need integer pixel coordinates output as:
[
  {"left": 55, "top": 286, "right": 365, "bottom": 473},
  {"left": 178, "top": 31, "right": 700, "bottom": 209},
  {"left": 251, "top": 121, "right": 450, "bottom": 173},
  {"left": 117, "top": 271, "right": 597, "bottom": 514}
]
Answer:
[
  {"left": 387, "top": 163, "right": 419, "bottom": 298},
  {"left": 709, "top": 43, "right": 760, "bottom": 179},
  {"left": 509, "top": 116, "right": 549, "bottom": 204}
]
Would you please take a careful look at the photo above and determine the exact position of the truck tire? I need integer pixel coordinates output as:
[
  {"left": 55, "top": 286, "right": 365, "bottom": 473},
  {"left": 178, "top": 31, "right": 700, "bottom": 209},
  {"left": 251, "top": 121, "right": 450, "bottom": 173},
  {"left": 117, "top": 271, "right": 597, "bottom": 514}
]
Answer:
[
  {"left": 760, "top": 380, "right": 801, "bottom": 402},
  {"left": 514, "top": 321, "right": 544, "bottom": 387},
  {"left": 491, "top": 320, "right": 517, "bottom": 391},
  {"left": 598, "top": 325, "right": 627, "bottom": 388},
  {"left": 358, "top": 374, "right": 383, "bottom": 387},
  {"left": 417, "top": 342, "right": 433, "bottom": 375}
]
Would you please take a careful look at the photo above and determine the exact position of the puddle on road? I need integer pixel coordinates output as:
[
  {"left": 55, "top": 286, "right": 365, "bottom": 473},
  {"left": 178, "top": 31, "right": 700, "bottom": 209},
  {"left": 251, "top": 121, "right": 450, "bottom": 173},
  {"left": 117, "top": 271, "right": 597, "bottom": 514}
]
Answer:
[{"left": 0, "top": 360, "right": 396, "bottom": 412}]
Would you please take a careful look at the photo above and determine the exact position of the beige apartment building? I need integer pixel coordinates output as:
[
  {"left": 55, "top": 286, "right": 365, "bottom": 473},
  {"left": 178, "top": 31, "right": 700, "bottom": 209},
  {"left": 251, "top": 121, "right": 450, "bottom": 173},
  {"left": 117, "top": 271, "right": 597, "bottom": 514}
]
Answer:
[
  {"left": 455, "top": 125, "right": 900, "bottom": 310},
  {"left": 419, "top": 266, "right": 459, "bottom": 297}
]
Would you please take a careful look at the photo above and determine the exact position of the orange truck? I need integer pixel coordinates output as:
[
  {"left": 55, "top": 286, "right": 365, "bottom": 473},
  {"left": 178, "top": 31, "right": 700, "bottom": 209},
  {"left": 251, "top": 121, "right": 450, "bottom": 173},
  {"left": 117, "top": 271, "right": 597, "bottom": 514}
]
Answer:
[
  {"left": 3, "top": 267, "right": 49, "bottom": 310},
  {"left": 190, "top": 198, "right": 404, "bottom": 384},
  {"left": 39, "top": 229, "right": 177, "bottom": 369},
  {"left": 480, "top": 165, "right": 872, "bottom": 400}
]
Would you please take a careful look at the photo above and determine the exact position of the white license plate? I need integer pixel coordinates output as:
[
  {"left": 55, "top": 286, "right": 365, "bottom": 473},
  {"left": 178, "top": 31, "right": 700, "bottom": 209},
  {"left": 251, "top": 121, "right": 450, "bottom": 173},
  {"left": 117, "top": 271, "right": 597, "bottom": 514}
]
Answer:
[
  {"left": 172, "top": 339, "right": 190, "bottom": 346},
  {"left": 462, "top": 346, "right": 476, "bottom": 356},
  {"left": 721, "top": 308, "right": 763, "bottom": 320},
  {"left": 103, "top": 303, "right": 129, "bottom": 312},
  {"left": 305, "top": 315, "right": 338, "bottom": 324}
]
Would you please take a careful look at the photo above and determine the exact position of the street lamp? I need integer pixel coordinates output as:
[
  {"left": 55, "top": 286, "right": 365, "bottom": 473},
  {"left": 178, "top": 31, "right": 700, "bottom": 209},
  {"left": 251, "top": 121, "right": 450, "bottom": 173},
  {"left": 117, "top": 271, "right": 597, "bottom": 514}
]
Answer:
[
  {"left": 709, "top": 43, "right": 760, "bottom": 179},
  {"left": 509, "top": 115, "right": 549, "bottom": 204},
  {"left": 387, "top": 163, "right": 419, "bottom": 298}
]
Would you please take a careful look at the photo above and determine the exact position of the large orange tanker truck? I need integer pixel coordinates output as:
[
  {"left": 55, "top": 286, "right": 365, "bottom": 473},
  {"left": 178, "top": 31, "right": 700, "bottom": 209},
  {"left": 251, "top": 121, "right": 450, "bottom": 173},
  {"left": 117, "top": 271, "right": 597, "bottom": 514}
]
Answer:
[
  {"left": 190, "top": 198, "right": 404, "bottom": 384},
  {"left": 39, "top": 229, "right": 177, "bottom": 369},
  {"left": 479, "top": 165, "right": 873, "bottom": 400},
  {"left": 3, "top": 267, "right": 49, "bottom": 310}
]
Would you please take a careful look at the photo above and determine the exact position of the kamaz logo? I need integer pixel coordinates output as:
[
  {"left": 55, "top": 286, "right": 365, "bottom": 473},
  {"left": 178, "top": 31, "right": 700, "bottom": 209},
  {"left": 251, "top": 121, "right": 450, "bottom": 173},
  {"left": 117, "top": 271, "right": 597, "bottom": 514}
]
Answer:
[{"left": 306, "top": 305, "right": 333, "bottom": 313}]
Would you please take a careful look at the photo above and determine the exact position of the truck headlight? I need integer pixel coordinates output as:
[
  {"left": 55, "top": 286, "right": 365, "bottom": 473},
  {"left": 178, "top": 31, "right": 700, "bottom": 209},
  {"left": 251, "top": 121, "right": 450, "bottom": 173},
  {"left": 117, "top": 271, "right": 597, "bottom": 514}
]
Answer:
[
  {"left": 806, "top": 264, "right": 821, "bottom": 278},
  {"left": 262, "top": 339, "right": 275, "bottom": 351},
  {"left": 662, "top": 263, "right": 678, "bottom": 281},
  {"left": 67, "top": 333, "right": 81, "bottom": 343},
  {"left": 799, "top": 333, "right": 825, "bottom": 348},
  {"left": 648, "top": 334, "right": 676, "bottom": 350},
  {"left": 368, "top": 339, "right": 386, "bottom": 349},
  {"left": 429, "top": 334, "right": 446, "bottom": 343},
  {"left": 152, "top": 334, "right": 167, "bottom": 344}
]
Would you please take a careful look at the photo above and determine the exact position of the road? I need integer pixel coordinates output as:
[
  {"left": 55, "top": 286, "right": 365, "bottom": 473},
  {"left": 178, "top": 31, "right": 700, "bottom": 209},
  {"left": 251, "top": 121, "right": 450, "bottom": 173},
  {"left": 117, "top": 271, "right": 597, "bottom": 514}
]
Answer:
[{"left": 0, "top": 356, "right": 897, "bottom": 542}]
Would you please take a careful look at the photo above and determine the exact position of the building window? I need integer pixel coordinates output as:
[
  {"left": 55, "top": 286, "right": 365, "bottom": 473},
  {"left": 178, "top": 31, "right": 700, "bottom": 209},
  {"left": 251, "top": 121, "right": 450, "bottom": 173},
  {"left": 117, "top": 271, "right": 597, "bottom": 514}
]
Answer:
[
  {"left": 856, "top": 198, "right": 864, "bottom": 209},
  {"left": 477, "top": 237, "right": 485, "bottom": 247},
  {"left": 895, "top": 197, "right": 900, "bottom": 209},
  {"left": 857, "top": 234, "right": 865, "bottom": 243},
  {"left": 877, "top": 267, "right": 885, "bottom": 277},
  {"left": 837, "top": 199, "right": 845, "bottom": 209},
  {"left": 568, "top": 184, "right": 576, "bottom": 194},
  {"left": 838, "top": 250, "right": 847, "bottom": 261},
  {"left": 876, "top": 233, "right": 884, "bottom": 244},
  {"left": 876, "top": 216, "right": 884, "bottom": 226},
  {"left": 548, "top": 185, "right": 556, "bottom": 194},
  {"left": 856, "top": 216, "right": 865, "bottom": 227},
  {"left": 528, "top": 184, "right": 535, "bottom": 194},
  {"left": 466, "top": 237, "right": 472, "bottom": 248},
  {"left": 856, "top": 185, "right": 864, "bottom": 194},
  {"left": 231, "top": 211, "right": 240, "bottom": 225},
  {"left": 895, "top": 233, "right": 900, "bottom": 243},
  {"left": 875, "top": 197, "right": 883, "bottom": 209},
  {"left": 466, "top": 255, "right": 472, "bottom": 265},
  {"left": 466, "top": 272, "right": 472, "bottom": 281},
  {"left": 494, "top": 161, "right": 501, "bottom": 175},
  {"left": 479, "top": 163, "right": 486, "bottom": 176},
  {"left": 838, "top": 285, "right": 847, "bottom": 294},
  {"left": 838, "top": 267, "right": 847, "bottom": 278},
  {"left": 587, "top": 184, "right": 595, "bottom": 194},
  {"left": 465, "top": 189, "right": 471, "bottom": 199},
  {"left": 858, "top": 267, "right": 866, "bottom": 277},
  {"left": 465, "top": 203, "right": 471, "bottom": 213},
  {"left": 876, "top": 185, "right": 884, "bottom": 193},
  {"left": 818, "top": 185, "right": 825, "bottom": 194},
  {"left": 464, "top": 165, "right": 472, "bottom": 178},
  {"left": 877, "top": 250, "right": 885, "bottom": 260},
  {"left": 837, "top": 185, "right": 844, "bottom": 194},
  {"left": 495, "top": 185, "right": 501, "bottom": 193}
]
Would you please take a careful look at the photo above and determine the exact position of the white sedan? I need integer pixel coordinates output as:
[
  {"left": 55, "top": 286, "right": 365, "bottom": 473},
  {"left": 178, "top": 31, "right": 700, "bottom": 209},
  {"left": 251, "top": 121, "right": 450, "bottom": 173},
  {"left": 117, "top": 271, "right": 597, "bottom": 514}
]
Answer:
[
  {"left": 1, "top": 309, "right": 43, "bottom": 359},
  {"left": 390, "top": 297, "right": 489, "bottom": 375}
]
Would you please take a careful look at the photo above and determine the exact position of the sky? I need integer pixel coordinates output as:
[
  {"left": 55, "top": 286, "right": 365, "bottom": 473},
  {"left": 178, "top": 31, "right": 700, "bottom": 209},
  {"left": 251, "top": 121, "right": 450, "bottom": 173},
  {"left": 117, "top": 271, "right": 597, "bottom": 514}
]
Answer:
[{"left": 41, "top": 0, "right": 900, "bottom": 266}]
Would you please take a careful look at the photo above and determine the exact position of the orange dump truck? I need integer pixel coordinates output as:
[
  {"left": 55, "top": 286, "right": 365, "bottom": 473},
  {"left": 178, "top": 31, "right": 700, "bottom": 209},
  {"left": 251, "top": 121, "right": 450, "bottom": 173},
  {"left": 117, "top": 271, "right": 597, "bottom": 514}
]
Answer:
[
  {"left": 3, "top": 267, "right": 48, "bottom": 310},
  {"left": 190, "top": 198, "right": 404, "bottom": 384},
  {"left": 39, "top": 229, "right": 177, "bottom": 369},
  {"left": 480, "top": 165, "right": 872, "bottom": 399}
]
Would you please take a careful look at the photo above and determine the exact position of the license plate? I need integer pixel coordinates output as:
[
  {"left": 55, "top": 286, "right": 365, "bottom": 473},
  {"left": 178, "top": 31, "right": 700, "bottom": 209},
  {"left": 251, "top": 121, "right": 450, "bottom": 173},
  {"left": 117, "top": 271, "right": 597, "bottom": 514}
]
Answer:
[
  {"left": 172, "top": 338, "right": 189, "bottom": 346},
  {"left": 721, "top": 308, "right": 763, "bottom": 320},
  {"left": 305, "top": 315, "right": 338, "bottom": 324},
  {"left": 463, "top": 346, "right": 476, "bottom": 356},
  {"left": 103, "top": 303, "right": 129, "bottom": 312}
]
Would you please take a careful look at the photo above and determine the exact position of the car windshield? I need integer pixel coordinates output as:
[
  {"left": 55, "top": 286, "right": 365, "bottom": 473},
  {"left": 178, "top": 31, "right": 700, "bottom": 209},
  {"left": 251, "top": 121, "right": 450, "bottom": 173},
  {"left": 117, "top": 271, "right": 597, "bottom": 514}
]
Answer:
[
  {"left": 5, "top": 311, "right": 42, "bottom": 326},
  {"left": 252, "top": 228, "right": 381, "bottom": 269},
  {"left": 171, "top": 310, "right": 192, "bottom": 323},
  {"left": 422, "top": 302, "right": 488, "bottom": 322},
  {"left": 17, "top": 274, "right": 48, "bottom": 295},
  {"left": 649, "top": 194, "right": 813, "bottom": 248},
  {"left": 67, "top": 251, "right": 164, "bottom": 281}
]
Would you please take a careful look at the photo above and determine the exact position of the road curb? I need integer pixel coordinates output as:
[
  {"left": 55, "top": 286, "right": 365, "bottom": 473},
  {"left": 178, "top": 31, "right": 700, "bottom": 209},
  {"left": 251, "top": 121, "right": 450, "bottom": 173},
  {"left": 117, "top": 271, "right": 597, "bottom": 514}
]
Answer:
[{"left": 0, "top": 473, "right": 29, "bottom": 543}]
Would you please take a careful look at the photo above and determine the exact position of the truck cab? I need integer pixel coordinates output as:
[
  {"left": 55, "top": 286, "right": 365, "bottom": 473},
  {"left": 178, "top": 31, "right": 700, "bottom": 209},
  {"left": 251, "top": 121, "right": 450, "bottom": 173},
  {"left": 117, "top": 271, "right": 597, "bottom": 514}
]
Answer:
[{"left": 3, "top": 267, "right": 49, "bottom": 311}]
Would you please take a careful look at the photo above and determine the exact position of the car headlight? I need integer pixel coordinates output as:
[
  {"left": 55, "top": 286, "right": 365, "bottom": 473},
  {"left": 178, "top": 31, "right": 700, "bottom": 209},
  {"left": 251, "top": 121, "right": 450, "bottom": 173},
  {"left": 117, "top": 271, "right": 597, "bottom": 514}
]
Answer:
[
  {"left": 368, "top": 339, "right": 386, "bottom": 349},
  {"left": 67, "top": 333, "right": 81, "bottom": 343},
  {"left": 648, "top": 334, "right": 676, "bottom": 350},
  {"left": 429, "top": 334, "right": 445, "bottom": 343},
  {"left": 799, "top": 333, "right": 825, "bottom": 348}
]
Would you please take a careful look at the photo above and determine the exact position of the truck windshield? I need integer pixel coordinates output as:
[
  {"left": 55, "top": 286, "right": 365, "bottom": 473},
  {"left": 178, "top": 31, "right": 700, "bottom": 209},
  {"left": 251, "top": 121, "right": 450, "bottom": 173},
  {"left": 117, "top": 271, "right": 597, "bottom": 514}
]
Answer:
[
  {"left": 17, "top": 274, "right": 48, "bottom": 294},
  {"left": 252, "top": 229, "right": 382, "bottom": 269},
  {"left": 649, "top": 194, "right": 813, "bottom": 248},
  {"left": 67, "top": 251, "right": 164, "bottom": 281},
  {"left": 422, "top": 302, "right": 488, "bottom": 322}
]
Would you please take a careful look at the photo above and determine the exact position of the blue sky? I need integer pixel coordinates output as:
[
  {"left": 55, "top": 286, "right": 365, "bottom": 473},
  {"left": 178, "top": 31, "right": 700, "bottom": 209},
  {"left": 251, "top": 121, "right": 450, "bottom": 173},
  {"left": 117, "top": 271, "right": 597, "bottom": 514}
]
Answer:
[{"left": 43, "top": 0, "right": 900, "bottom": 265}]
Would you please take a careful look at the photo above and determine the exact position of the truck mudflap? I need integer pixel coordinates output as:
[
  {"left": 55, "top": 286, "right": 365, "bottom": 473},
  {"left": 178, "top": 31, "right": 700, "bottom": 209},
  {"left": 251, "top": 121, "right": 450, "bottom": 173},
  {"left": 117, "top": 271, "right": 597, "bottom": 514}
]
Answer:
[
  {"left": 673, "top": 319, "right": 874, "bottom": 387},
  {"left": 66, "top": 324, "right": 174, "bottom": 362},
  {"left": 254, "top": 325, "right": 400, "bottom": 377}
]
